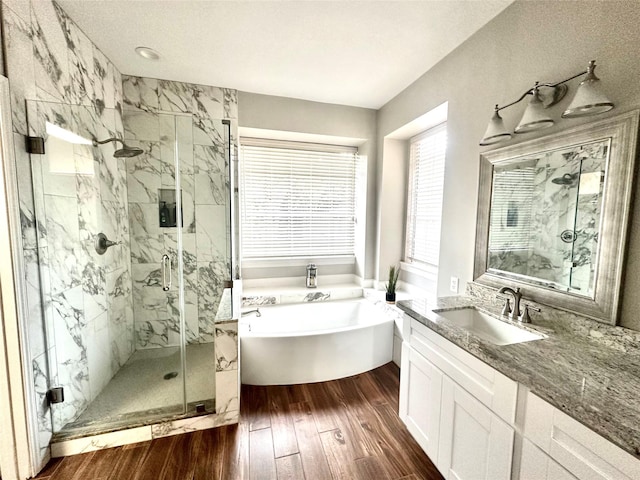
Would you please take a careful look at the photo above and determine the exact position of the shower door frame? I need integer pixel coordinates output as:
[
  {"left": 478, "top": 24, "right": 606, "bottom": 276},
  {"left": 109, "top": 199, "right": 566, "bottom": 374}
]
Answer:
[{"left": 0, "top": 77, "right": 38, "bottom": 479}]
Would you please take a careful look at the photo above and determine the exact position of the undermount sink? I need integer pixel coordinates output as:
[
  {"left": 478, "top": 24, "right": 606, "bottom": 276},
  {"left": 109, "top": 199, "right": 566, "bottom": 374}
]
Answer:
[{"left": 435, "top": 308, "right": 545, "bottom": 346}]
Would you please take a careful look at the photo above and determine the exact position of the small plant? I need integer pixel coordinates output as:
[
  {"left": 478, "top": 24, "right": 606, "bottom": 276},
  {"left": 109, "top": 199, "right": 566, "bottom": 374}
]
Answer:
[{"left": 386, "top": 264, "right": 400, "bottom": 294}]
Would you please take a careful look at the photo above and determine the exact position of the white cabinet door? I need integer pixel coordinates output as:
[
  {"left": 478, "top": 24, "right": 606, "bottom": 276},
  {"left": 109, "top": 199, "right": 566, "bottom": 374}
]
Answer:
[
  {"left": 438, "top": 377, "right": 514, "bottom": 480},
  {"left": 524, "top": 392, "right": 640, "bottom": 480},
  {"left": 399, "top": 342, "right": 443, "bottom": 462},
  {"left": 520, "top": 438, "right": 578, "bottom": 480}
]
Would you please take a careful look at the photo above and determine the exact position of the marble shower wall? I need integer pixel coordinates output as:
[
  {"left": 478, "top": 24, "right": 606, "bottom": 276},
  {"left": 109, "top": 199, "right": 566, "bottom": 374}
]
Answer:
[
  {"left": 122, "top": 75, "right": 237, "bottom": 348},
  {"left": 1, "top": 0, "right": 126, "bottom": 465}
]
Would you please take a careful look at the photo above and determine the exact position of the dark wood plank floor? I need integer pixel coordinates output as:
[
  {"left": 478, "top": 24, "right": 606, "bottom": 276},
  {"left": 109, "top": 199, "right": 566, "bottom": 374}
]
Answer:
[{"left": 34, "top": 363, "right": 443, "bottom": 480}]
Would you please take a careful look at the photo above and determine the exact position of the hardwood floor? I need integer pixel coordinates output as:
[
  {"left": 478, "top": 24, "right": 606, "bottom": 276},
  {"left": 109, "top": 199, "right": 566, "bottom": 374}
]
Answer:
[{"left": 34, "top": 363, "right": 443, "bottom": 480}]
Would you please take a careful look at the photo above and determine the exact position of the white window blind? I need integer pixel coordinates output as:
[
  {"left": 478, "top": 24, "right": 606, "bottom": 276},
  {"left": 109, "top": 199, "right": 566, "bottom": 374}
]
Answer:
[
  {"left": 405, "top": 123, "right": 447, "bottom": 267},
  {"left": 488, "top": 167, "right": 535, "bottom": 252},
  {"left": 240, "top": 138, "right": 358, "bottom": 259}
]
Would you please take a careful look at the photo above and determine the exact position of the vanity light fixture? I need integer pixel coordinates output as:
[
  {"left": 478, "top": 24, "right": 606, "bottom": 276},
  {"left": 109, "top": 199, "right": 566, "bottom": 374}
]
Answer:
[
  {"left": 480, "top": 60, "right": 614, "bottom": 146},
  {"left": 135, "top": 46, "right": 160, "bottom": 60}
]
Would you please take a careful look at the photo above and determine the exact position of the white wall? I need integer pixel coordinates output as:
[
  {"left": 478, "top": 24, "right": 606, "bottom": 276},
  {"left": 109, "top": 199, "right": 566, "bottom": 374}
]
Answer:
[
  {"left": 238, "top": 91, "right": 378, "bottom": 281},
  {"left": 375, "top": 138, "right": 408, "bottom": 288},
  {"left": 376, "top": 0, "right": 640, "bottom": 329}
]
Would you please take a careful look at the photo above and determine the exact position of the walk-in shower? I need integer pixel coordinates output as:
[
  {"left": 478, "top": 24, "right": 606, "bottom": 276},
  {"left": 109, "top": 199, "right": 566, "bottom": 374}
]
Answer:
[{"left": 26, "top": 98, "right": 234, "bottom": 440}]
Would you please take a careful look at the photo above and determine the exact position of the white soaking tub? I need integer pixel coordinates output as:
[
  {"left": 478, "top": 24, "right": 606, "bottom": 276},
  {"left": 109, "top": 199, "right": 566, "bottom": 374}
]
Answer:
[{"left": 240, "top": 298, "right": 393, "bottom": 385}]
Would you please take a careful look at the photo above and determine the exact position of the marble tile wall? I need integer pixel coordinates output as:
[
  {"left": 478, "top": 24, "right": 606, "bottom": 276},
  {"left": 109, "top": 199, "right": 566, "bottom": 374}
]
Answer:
[
  {"left": 122, "top": 75, "right": 237, "bottom": 348},
  {"left": 3, "top": 0, "right": 240, "bottom": 467},
  {"left": 1, "top": 0, "right": 126, "bottom": 466}
]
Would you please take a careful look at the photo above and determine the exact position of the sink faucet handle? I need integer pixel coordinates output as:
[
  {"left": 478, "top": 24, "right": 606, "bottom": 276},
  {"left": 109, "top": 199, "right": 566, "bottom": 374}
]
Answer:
[
  {"left": 496, "top": 294, "right": 512, "bottom": 316},
  {"left": 520, "top": 304, "right": 541, "bottom": 323}
]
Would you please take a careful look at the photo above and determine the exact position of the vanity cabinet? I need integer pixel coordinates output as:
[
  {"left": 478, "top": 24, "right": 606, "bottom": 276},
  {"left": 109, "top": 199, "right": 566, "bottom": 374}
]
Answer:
[
  {"left": 400, "top": 316, "right": 640, "bottom": 480},
  {"left": 521, "top": 391, "right": 640, "bottom": 480},
  {"left": 400, "top": 316, "right": 516, "bottom": 480}
]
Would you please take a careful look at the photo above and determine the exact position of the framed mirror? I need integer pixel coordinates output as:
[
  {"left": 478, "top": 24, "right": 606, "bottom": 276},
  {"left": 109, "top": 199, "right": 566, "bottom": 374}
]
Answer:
[{"left": 474, "top": 110, "right": 639, "bottom": 324}]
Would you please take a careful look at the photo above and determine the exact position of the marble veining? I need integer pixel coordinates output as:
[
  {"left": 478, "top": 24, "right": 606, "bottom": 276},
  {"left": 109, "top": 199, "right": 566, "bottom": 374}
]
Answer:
[
  {"left": 242, "top": 286, "right": 364, "bottom": 308},
  {"left": 242, "top": 295, "right": 277, "bottom": 307},
  {"left": 397, "top": 282, "right": 640, "bottom": 458}
]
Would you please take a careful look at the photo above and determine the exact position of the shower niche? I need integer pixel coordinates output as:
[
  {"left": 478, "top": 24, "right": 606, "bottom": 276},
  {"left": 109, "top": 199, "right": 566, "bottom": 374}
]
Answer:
[
  {"left": 25, "top": 99, "right": 235, "bottom": 441},
  {"left": 158, "top": 188, "right": 182, "bottom": 228}
]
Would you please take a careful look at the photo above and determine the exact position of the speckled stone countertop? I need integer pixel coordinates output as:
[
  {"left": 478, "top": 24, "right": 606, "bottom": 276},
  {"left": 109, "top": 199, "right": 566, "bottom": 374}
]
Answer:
[{"left": 397, "top": 293, "right": 640, "bottom": 459}]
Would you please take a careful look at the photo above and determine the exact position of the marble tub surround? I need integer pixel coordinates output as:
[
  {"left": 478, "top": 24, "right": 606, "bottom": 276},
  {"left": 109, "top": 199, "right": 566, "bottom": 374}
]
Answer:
[
  {"left": 242, "top": 283, "right": 363, "bottom": 307},
  {"left": 397, "top": 290, "right": 640, "bottom": 459}
]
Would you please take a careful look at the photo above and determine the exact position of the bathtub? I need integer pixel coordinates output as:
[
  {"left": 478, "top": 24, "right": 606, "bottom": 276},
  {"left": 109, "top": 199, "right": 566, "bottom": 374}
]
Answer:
[{"left": 240, "top": 298, "right": 393, "bottom": 385}]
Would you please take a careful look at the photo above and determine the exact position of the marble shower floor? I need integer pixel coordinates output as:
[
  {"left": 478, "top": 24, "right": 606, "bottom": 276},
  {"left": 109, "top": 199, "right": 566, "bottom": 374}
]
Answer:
[{"left": 58, "top": 343, "right": 216, "bottom": 437}]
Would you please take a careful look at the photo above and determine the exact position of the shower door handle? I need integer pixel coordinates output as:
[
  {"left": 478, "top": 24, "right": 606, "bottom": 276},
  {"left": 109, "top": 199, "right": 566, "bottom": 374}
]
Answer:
[{"left": 162, "top": 254, "right": 172, "bottom": 291}]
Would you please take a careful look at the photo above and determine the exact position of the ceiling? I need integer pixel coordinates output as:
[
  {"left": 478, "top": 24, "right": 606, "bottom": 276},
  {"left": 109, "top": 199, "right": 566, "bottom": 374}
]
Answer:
[{"left": 57, "top": 0, "right": 514, "bottom": 109}]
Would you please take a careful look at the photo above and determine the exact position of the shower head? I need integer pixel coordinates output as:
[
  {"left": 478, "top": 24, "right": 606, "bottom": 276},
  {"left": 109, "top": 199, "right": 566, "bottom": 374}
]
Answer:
[
  {"left": 551, "top": 172, "right": 578, "bottom": 186},
  {"left": 114, "top": 145, "right": 145, "bottom": 158},
  {"left": 93, "top": 137, "right": 144, "bottom": 158}
]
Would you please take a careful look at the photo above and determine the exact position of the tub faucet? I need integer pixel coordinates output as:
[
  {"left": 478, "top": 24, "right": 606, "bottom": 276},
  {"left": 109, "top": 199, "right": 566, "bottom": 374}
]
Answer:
[
  {"left": 306, "top": 263, "right": 317, "bottom": 288},
  {"left": 241, "top": 308, "right": 261, "bottom": 318},
  {"left": 497, "top": 287, "right": 522, "bottom": 320}
]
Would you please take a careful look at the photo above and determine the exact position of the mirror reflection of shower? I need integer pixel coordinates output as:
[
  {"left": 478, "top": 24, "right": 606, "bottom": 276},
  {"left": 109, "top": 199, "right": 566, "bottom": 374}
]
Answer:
[
  {"left": 93, "top": 137, "right": 144, "bottom": 158},
  {"left": 551, "top": 172, "right": 579, "bottom": 187}
]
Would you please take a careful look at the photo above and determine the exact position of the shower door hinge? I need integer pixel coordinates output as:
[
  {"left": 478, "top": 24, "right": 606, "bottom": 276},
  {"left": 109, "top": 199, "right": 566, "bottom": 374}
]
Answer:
[
  {"left": 224, "top": 279, "right": 233, "bottom": 289},
  {"left": 26, "top": 136, "right": 45, "bottom": 155},
  {"left": 47, "top": 387, "right": 64, "bottom": 405}
]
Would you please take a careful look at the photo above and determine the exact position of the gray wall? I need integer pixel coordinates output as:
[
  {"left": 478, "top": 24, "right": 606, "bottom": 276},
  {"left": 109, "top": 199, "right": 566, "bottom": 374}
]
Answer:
[
  {"left": 376, "top": 0, "right": 640, "bottom": 329},
  {"left": 238, "top": 91, "right": 378, "bottom": 280}
]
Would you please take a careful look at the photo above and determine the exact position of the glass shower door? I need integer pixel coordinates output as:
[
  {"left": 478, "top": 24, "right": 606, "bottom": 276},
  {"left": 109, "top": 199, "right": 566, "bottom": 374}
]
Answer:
[{"left": 26, "top": 100, "right": 190, "bottom": 436}]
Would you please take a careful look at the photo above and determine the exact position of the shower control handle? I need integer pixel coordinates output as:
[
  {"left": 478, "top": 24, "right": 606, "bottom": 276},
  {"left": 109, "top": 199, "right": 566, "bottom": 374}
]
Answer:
[
  {"left": 95, "top": 233, "right": 121, "bottom": 255},
  {"left": 162, "top": 254, "right": 172, "bottom": 291}
]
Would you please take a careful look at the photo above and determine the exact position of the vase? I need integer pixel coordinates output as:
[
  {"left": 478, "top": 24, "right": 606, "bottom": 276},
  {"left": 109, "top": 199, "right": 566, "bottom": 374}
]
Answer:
[{"left": 386, "top": 292, "right": 396, "bottom": 304}]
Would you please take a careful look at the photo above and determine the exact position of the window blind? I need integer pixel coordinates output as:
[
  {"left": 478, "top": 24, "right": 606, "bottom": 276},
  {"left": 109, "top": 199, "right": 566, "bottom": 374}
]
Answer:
[
  {"left": 240, "top": 138, "right": 358, "bottom": 259},
  {"left": 405, "top": 123, "right": 447, "bottom": 267},
  {"left": 488, "top": 167, "right": 535, "bottom": 251}
]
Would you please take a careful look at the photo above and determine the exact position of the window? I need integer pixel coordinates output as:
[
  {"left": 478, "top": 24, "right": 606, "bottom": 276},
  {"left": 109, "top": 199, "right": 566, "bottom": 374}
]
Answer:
[
  {"left": 405, "top": 123, "right": 447, "bottom": 267},
  {"left": 240, "top": 138, "right": 358, "bottom": 259}
]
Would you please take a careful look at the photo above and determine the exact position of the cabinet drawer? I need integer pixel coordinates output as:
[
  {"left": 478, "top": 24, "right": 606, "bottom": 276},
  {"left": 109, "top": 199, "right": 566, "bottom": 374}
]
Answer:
[
  {"left": 409, "top": 319, "right": 517, "bottom": 424},
  {"left": 524, "top": 392, "right": 640, "bottom": 480},
  {"left": 520, "top": 438, "right": 578, "bottom": 480}
]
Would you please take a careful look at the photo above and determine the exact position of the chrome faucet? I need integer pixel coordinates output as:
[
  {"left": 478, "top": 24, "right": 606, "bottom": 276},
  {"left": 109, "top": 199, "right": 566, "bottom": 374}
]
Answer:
[
  {"left": 241, "top": 308, "right": 261, "bottom": 318},
  {"left": 497, "top": 287, "right": 523, "bottom": 320},
  {"left": 306, "top": 263, "right": 317, "bottom": 288}
]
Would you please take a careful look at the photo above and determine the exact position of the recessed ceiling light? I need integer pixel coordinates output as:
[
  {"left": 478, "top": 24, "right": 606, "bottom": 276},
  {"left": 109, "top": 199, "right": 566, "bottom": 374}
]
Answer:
[{"left": 135, "top": 46, "right": 160, "bottom": 60}]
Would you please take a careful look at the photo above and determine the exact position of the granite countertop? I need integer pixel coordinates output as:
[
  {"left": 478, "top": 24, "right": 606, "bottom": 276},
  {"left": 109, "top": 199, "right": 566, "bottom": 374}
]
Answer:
[{"left": 397, "top": 296, "right": 640, "bottom": 459}]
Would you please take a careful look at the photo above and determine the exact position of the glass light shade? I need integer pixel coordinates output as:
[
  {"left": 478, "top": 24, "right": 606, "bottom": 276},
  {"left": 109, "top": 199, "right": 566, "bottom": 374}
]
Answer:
[
  {"left": 480, "top": 110, "right": 512, "bottom": 146},
  {"left": 515, "top": 89, "right": 554, "bottom": 134},
  {"left": 562, "top": 63, "right": 614, "bottom": 118}
]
